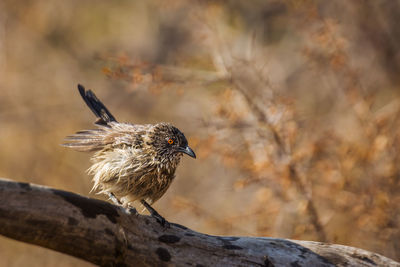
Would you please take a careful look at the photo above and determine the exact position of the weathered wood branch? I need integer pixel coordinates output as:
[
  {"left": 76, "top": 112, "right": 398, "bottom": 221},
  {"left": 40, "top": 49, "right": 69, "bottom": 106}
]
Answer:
[{"left": 0, "top": 178, "right": 398, "bottom": 267}]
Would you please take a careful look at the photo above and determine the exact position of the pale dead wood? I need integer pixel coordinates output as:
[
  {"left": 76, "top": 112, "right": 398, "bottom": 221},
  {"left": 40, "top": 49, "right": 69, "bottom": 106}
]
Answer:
[{"left": 0, "top": 178, "right": 398, "bottom": 267}]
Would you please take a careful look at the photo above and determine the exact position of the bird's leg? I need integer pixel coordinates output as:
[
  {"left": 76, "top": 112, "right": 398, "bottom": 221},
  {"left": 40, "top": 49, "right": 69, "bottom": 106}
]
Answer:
[
  {"left": 108, "top": 192, "right": 122, "bottom": 205},
  {"left": 140, "top": 199, "right": 170, "bottom": 228},
  {"left": 108, "top": 192, "right": 137, "bottom": 215}
]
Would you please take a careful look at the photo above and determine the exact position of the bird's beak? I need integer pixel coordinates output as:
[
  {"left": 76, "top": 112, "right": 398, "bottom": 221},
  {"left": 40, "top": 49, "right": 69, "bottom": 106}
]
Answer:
[{"left": 178, "top": 146, "right": 196, "bottom": 158}]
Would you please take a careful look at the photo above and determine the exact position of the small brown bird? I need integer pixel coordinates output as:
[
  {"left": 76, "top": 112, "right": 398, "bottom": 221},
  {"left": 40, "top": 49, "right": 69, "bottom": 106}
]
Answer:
[{"left": 63, "top": 84, "right": 196, "bottom": 225}]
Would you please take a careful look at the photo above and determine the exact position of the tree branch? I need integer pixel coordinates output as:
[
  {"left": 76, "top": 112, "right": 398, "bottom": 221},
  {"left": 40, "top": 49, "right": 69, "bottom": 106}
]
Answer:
[{"left": 0, "top": 178, "right": 397, "bottom": 266}]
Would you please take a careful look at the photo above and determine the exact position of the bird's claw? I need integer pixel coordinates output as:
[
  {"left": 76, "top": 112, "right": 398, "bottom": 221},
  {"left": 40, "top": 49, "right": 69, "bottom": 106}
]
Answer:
[
  {"left": 153, "top": 213, "right": 170, "bottom": 228},
  {"left": 140, "top": 199, "right": 170, "bottom": 228},
  {"left": 128, "top": 207, "right": 138, "bottom": 215}
]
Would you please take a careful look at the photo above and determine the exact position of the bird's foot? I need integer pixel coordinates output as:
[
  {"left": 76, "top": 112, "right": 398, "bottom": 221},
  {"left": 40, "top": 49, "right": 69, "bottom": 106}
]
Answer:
[
  {"left": 108, "top": 192, "right": 137, "bottom": 215},
  {"left": 127, "top": 206, "right": 138, "bottom": 215},
  {"left": 153, "top": 212, "right": 170, "bottom": 228},
  {"left": 141, "top": 200, "right": 170, "bottom": 228}
]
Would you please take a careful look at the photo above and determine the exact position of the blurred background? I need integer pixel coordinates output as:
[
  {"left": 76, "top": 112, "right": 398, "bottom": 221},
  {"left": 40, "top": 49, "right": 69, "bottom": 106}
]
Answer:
[{"left": 1, "top": 0, "right": 400, "bottom": 265}]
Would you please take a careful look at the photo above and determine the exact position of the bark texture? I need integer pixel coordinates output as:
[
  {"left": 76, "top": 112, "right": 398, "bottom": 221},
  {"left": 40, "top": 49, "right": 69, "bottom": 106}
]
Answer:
[{"left": 0, "top": 178, "right": 398, "bottom": 267}]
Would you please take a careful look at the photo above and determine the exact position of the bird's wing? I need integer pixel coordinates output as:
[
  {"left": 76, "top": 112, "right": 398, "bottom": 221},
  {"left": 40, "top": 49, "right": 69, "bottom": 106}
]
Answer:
[
  {"left": 62, "top": 128, "right": 108, "bottom": 152},
  {"left": 62, "top": 123, "right": 145, "bottom": 152}
]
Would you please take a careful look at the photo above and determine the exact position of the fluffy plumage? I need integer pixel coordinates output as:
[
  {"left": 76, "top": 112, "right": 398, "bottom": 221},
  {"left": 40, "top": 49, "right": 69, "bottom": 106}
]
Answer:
[{"left": 63, "top": 84, "right": 196, "bottom": 208}]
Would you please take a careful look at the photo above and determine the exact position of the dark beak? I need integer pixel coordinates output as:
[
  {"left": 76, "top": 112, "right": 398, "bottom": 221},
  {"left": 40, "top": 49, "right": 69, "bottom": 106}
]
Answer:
[{"left": 178, "top": 146, "right": 196, "bottom": 158}]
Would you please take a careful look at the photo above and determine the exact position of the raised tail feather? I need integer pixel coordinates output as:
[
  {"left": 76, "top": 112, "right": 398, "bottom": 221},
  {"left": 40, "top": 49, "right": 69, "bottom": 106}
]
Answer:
[
  {"left": 78, "top": 84, "right": 117, "bottom": 125},
  {"left": 62, "top": 85, "right": 118, "bottom": 151}
]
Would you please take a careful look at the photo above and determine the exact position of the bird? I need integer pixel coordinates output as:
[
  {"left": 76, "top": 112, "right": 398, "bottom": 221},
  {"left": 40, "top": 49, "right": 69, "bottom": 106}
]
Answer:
[{"left": 63, "top": 84, "right": 196, "bottom": 226}]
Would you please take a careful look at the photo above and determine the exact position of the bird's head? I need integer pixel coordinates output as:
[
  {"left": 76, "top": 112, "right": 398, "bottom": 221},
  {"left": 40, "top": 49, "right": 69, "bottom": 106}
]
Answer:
[{"left": 149, "top": 123, "right": 196, "bottom": 160}]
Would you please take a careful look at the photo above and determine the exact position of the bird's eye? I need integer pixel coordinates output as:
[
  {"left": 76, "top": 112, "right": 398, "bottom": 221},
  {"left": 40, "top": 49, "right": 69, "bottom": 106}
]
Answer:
[{"left": 168, "top": 138, "right": 174, "bottom": 145}]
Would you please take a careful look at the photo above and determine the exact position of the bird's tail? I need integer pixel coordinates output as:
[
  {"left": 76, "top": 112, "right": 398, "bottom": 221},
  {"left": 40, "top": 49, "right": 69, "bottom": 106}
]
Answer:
[
  {"left": 62, "top": 84, "right": 117, "bottom": 151},
  {"left": 78, "top": 84, "right": 117, "bottom": 125}
]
